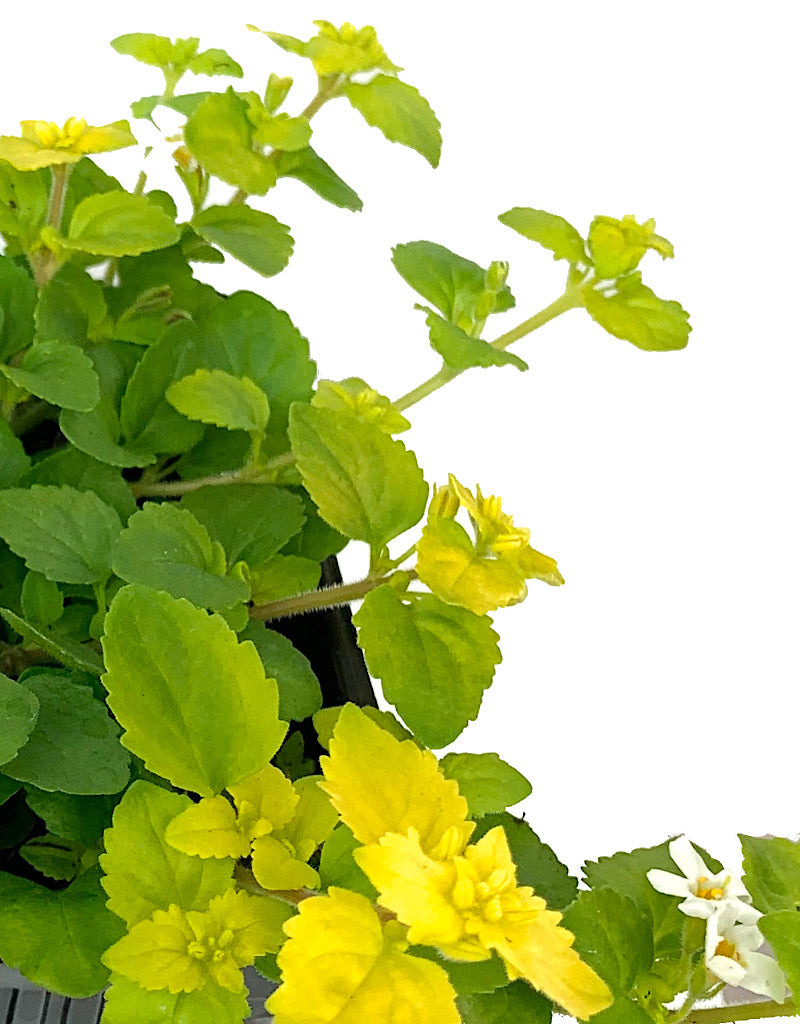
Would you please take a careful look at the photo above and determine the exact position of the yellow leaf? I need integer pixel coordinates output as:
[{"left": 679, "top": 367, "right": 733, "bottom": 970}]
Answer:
[
  {"left": 165, "top": 796, "right": 250, "bottom": 859},
  {"left": 0, "top": 118, "right": 136, "bottom": 170},
  {"left": 267, "top": 887, "right": 460, "bottom": 1024},
  {"left": 252, "top": 835, "right": 321, "bottom": 890},
  {"left": 320, "top": 704, "right": 472, "bottom": 855},
  {"left": 227, "top": 763, "right": 299, "bottom": 836}
]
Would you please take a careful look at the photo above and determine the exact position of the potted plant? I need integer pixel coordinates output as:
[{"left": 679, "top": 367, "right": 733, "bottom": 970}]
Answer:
[{"left": 1, "top": 17, "right": 798, "bottom": 1024}]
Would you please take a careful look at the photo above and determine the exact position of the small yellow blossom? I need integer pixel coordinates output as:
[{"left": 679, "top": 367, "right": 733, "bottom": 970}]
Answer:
[
  {"left": 0, "top": 117, "right": 136, "bottom": 171},
  {"left": 588, "top": 214, "right": 674, "bottom": 280},
  {"left": 307, "top": 21, "right": 402, "bottom": 77}
]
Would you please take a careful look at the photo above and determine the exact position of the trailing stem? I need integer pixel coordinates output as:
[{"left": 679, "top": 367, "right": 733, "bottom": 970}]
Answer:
[{"left": 249, "top": 571, "right": 417, "bottom": 621}]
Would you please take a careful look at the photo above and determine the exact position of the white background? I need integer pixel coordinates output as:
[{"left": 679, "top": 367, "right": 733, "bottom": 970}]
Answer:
[{"left": 3, "top": 2, "right": 798, "bottom": 878}]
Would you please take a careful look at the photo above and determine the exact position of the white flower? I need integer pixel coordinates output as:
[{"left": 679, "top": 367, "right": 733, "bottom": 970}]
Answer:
[
  {"left": 704, "top": 904, "right": 788, "bottom": 1003},
  {"left": 646, "top": 835, "right": 760, "bottom": 923}
]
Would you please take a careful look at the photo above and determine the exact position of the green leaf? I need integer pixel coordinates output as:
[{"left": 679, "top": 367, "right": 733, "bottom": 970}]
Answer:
[
  {"left": 392, "top": 241, "right": 515, "bottom": 326},
  {"left": 561, "top": 887, "right": 653, "bottom": 995},
  {"left": 0, "top": 484, "right": 121, "bottom": 584},
  {"left": 67, "top": 191, "right": 180, "bottom": 257},
  {"left": 457, "top": 980, "right": 553, "bottom": 1024},
  {"left": 102, "top": 973, "right": 250, "bottom": 1024},
  {"left": 498, "top": 208, "right": 586, "bottom": 264},
  {"left": 112, "top": 502, "right": 249, "bottom": 612},
  {"left": 174, "top": 292, "right": 315, "bottom": 438},
  {"left": 289, "top": 404, "right": 428, "bottom": 549},
  {"left": 439, "top": 752, "right": 531, "bottom": 817},
  {"left": 0, "top": 417, "right": 29, "bottom": 487},
  {"left": 423, "top": 309, "right": 528, "bottom": 371},
  {"left": 354, "top": 586, "right": 499, "bottom": 747},
  {"left": 22, "top": 447, "right": 136, "bottom": 521},
  {"left": 24, "top": 788, "right": 117, "bottom": 843},
  {"left": 2, "top": 673, "right": 129, "bottom": 794},
  {"left": 741, "top": 833, "right": 800, "bottom": 913},
  {"left": 188, "top": 47, "right": 244, "bottom": 79},
  {"left": 589, "top": 996, "right": 654, "bottom": 1024},
  {"left": 583, "top": 273, "right": 691, "bottom": 352},
  {"left": 0, "top": 340, "right": 101, "bottom": 411},
  {"left": 19, "top": 833, "right": 88, "bottom": 881},
  {"left": 319, "top": 823, "right": 378, "bottom": 899},
  {"left": 757, "top": 910, "right": 800, "bottom": 1003},
  {"left": 0, "top": 867, "right": 125, "bottom": 997},
  {"left": 34, "top": 263, "right": 109, "bottom": 347},
  {"left": 274, "top": 147, "right": 363, "bottom": 211},
  {"left": 471, "top": 813, "right": 578, "bottom": 912},
  {"left": 346, "top": 75, "right": 441, "bottom": 167},
  {"left": 239, "top": 621, "right": 322, "bottom": 721},
  {"left": 0, "top": 606, "right": 104, "bottom": 675},
  {"left": 0, "top": 164, "right": 48, "bottom": 250},
  {"left": 99, "top": 780, "right": 235, "bottom": 926},
  {"left": 0, "top": 671, "right": 39, "bottom": 764},
  {"left": 0, "top": 253, "right": 36, "bottom": 361},
  {"left": 20, "top": 570, "right": 63, "bottom": 627},
  {"left": 0, "top": 774, "right": 20, "bottom": 804},
  {"left": 166, "top": 367, "right": 270, "bottom": 433},
  {"left": 244, "top": 553, "right": 321, "bottom": 605},
  {"left": 411, "top": 946, "right": 508, "bottom": 996},
  {"left": 192, "top": 204, "right": 294, "bottom": 277},
  {"left": 102, "top": 585, "right": 288, "bottom": 795},
  {"left": 111, "top": 33, "right": 199, "bottom": 70},
  {"left": 61, "top": 402, "right": 157, "bottom": 468},
  {"left": 180, "top": 483, "right": 305, "bottom": 568},
  {"left": 183, "top": 89, "right": 276, "bottom": 195}
]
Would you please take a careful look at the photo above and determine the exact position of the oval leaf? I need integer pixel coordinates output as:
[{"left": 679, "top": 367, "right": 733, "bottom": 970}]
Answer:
[
  {"left": 0, "top": 339, "right": 100, "bottom": 411},
  {"left": 193, "top": 204, "right": 293, "bottom": 277},
  {"left": 67, "top": 191, "right": 180, "bottom": 257},
  {"left": 166, "top": 367, "right": 270, "bottom": 433}
]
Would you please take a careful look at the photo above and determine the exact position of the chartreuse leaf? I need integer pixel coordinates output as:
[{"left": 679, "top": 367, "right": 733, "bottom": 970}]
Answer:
[
  {"left": 471, "top": 813, "right": 578, "bottom": 912},
  {"left": 346, "top": 75, "right": 442, "bottom": 167},
  {"left": 587, "top": 215, "right": 674, "bottom": 279},
  {"left": 313, "top": 377, "right": 410, "bottom": 434},
  {"left": 0, "top": 254, "right": 37, "bottom": 361},
  {"left": 0, "top": 484, "right": 120, "bottom": 584},
  {"left": 313, "top": 705, "right": 414, "bottom": 751},
  {"left": 498, "top": 208, "right": 587, "bottom": 264},
  {"left": 757, "top": 911, "right": 800, "bottom": 1003},
  {"left": 267, "top": 887, "right": 460, "bottom": 1024},
  {"left": 100, "top": 781, "right": 234, "bottom": 927},
  {"left": 1, "top": 673, "right": 129, "bottom": 794},
  {"left": 320, "top": 703, "right": 471, "bottom": 853},
  {"left": 0, "top": 671, "right": 39, "bottom": 764},
  {"left": 102, "top": 974, "right": 250, "bottom": 1024},
  {"left": 422, "top": 308, "right": 528, "bottom": 371},
  {"left": 0, "top": 418, "right": 29, "bottom": 486},
  {"left": 392, "top": 241, "right": 515, "bottom": 327},
  {"left": 740, "top": 833, "right": 800, "bottom": 913},
  {"left": 239, "top": 621, "right": 322, "bottom": 722},
  {"left": 66, "top": 191, "right": 180, "bottom": 257},
  {"left": 112, "top": 502, "right": 249, "bottom": 612},
  {"left": 193, "top": 204, "right": 294, "bottom": 277},
  {"left": 102, "top": 585, "right": 287, "bottom": 795},
  {"left": 0, "top": 606, "right": 104, "bottom": 675},
  {"left": 561, "top": 888, "right": 653, "bottom": 996},
  {"left": 184, "top": 89, "right": 276, "bottom": 196},
  {"left": 289, "top": 404, "right": 428, "bottom": 549},
  {"left": 0, "top": 340, "right": 100, "bottom": 411},
  {"left": 166, "top": 367, "right": 270, "bottom": 433},
  {"left": 457, "top": 980, "right": 553, "bottom": 1024},
  {"left": 439, "top": 753, "right": 531, "bottom": 817},
  {"left": 0, "top": 867, "right": 125, "bottom": 997},
  {"left": 583, "top": 272, "right": 690, "bottom": 352},
  {"left": 274, "top": 147, "right": 363, "bottom": 211},
  {"left": 111, "top": 34, "right": 242, "bottom": 80},
  {"left": 20, "top": 570, "right": 63, "bottom": 626},
  {"left": 181, "top": 484, "right": 305, "bottom": 568},
  {"left": 354, "top": 586, "right": 500, "bottom": 748}
]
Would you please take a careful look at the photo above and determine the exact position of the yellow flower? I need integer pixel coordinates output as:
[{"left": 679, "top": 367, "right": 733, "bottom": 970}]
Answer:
[
  {"left": 307, "top": 21, "right": 402, "bottom": 77},
  {"left": 588, "top": 214, "right": 674, "bottom": 279},
  {"left": 356, "top": 825, "right": 612, "bottom": 1019},
  {"left": 102, "top": 889, "right": 288, "bottom": 994},
  {"left": 416, "top": 474, "right": 563, "bottom": 615},
  {"left": 0, "top": 117, "right": 136, "bottom": 171}
]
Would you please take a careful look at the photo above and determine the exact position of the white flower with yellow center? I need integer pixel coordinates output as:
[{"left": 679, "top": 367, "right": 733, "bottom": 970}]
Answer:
[
  {"left": 646, "top": 835, "right": 759, "bottom": 923},
  {"left": 704, "top": 904, "right": 787, "bottom": 1002}
]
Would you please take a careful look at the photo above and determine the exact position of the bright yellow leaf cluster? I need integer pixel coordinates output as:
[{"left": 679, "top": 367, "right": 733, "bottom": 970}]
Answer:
[
  {"left": 165, "top": 763, "right": 338, "bottom": 890},
  {"left": 102, "top": 888, "right": 288, "bottom": 994},
  {"left": 588, "top": 214, "right": 674, "bottom": 279},
  {"left": 307, "top": 21, "right": 402, "bottom": 77},
  {"left": 315, "top": 705, "right": 612, "bottom": 1019},
  {"left": 0, "top": 117, "right": 136, "bottom": 170},
  {"left": 416, "top": 474, "right": 564, "bottom": 615}
]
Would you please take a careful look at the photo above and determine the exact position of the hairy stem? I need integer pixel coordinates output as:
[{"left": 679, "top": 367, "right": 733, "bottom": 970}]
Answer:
[
  {"left": 249, "top": 571, "right": 417, "bottom": 622},
  {"left": 682, "top": 1000, "right": 796, "bottom": 1024},
  {"left": 393, "top": 287, "right": 584, "bottom": 412}
]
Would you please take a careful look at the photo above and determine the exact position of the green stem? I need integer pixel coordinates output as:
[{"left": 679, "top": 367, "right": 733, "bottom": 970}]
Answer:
[
  {"left": 249, "top": 571, "right": 417, "bottom": 622},
  {"left": 682, "top": 1000, "right": 796, "bottom": 1024},
  {"left": 30, "top": 162, "right": 72, "bottom": 288},
  {"left": 393, "top": 287, "right": 584, "bottom": 412}
]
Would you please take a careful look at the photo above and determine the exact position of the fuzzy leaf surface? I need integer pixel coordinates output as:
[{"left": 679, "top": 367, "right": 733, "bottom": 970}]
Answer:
[
  {"left": 354, "top": 586, "right": 500, "bottom": 747},
  {"left": 102, "top": 586, "right": 287, "bottom": 795},
  {"left": 289, "top": 404, "right": 428, "bottom": 548}
]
